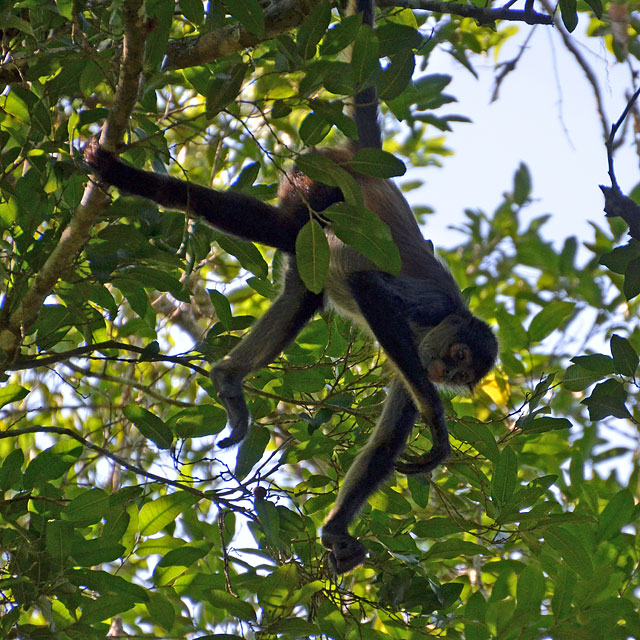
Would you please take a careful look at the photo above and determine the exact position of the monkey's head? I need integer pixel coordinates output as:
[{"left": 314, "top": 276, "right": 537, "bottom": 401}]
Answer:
[{"left": 418, "top": 313, "right": 498, "bottom": 391}]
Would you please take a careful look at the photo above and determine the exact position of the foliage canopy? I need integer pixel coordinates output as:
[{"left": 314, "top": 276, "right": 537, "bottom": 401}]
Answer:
[{"left": 1, "top": 0, "right": 640, "bottom": 638}]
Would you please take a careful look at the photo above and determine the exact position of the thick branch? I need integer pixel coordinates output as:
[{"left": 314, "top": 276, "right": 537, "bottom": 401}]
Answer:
[
  {"left": 165, "top": 0, "right": 322, "bottom": 69},
  {"left": 378, "top": 0, "right": 553, "bottom": 24},
  {"left": 0, "top": 0, "right": 147, "bottom": 362}
]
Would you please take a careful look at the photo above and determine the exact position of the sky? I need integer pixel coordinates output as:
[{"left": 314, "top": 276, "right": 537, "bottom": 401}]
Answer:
[{"left": 410, "top": 24, "right": 639, "bottom": 250}]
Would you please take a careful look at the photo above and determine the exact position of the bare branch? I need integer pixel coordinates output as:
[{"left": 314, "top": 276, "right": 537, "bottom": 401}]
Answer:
[
  {"left": 539, "top": 0, "right": 609, "bottom": 141},
  {"left": 378, "top": 0, "right": 553, "bottom": 25},
  {"left": 0, "top": 425, "right": 256, "bottom": 518},
  {"left": 601, "top": 87, "right": 640, "bottom": 240}
]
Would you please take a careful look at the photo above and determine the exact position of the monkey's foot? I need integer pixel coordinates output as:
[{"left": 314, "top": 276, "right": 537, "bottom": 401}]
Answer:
[
  {"left": 395, "top": 446, "right": 449, "bottom": 475},
  {"left": 321, "top": 529, "right": 367, "bottom": 574},
  {"left": 210, "top": 364, "right": 250, "bottom": 448}
]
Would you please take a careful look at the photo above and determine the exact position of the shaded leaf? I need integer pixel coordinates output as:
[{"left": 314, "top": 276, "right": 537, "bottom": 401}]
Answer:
[
  {"left": 226, "top": 0, "right": 265, "bottom": 37},
  {"left": 610, "top": 334, "right": 638, "bottom": 377},
  {"left": 124, "top": 405, "right": 173, "bottom": 449},
  {"left": 582, "top": 379, "right": 631, "bottom": 420}
]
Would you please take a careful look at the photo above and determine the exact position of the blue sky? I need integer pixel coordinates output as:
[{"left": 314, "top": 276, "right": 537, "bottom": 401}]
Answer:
[{"left": 410, "top": 26, "right": 638, "bottom": 250}]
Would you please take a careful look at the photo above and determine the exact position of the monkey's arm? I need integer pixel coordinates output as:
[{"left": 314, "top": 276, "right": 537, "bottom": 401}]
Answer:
[
  {"left": 211, "top": 259, "right": 324, "bottom": 447},
  {"left": 347, "top": 271, "right": 451, "bottom": 474},
  {"left": 321, "top": 378, "right": 416, "bottom": 573},
  {"left": 84, "top": 139, "right": 299, "bottom": 252}
]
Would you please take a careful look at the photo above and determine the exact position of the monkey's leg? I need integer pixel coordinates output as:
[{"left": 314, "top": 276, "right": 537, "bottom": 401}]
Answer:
[
  {"left": 84, "top": 139, "right": 300, "bottom": 252},
  {"left": 211, "top": 260, "right": 324, "bottom": 448},
  {"left": 347, "top": 271, "right": 451, "bottom": 474},
  {"left": 322, "top": 379, "right": 416, "bottom": 573}
]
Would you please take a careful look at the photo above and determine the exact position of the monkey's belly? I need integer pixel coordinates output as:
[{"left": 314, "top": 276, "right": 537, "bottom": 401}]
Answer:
[{"left": 324, "top": 232, "right": 374, "bottom": 323}]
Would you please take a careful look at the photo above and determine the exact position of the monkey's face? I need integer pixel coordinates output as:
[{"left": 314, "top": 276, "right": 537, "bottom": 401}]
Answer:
[
  {"left": 417, "top": 314, "right": 488, "bottom": 390},
  {"left": 424, "top": 341, "right": 477, "bottom": 388}
]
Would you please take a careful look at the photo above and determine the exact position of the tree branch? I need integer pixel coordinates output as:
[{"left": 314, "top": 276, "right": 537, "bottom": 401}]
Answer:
[
  {"left": 165, "top": 0, "right": 322, "bottom": 69},
  {"left": 0, "top": 425, "right": 256, "bottom": 518},
  {"left": 601, "top": 87, "right": 640, "bottom": 240},
  {"left": 0, "top": 0, "right": 147, "bottom": 363},
  {"left": 378, "top": 0, "right": 553, "bottom": 25},
  {"left": 6, "top": 339, "right": 208, "bottom": 376}
]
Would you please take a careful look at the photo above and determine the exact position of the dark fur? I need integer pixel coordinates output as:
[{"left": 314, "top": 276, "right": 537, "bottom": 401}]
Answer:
[{"left": 83, "top": 0, "right": 497, "bottom": 575}]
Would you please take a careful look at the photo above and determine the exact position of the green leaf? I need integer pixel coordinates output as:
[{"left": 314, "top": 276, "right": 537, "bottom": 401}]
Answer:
[
  {"left": 378, "top": 50, "right": 415, "bottom": 101},
  {"left": 349, "top": 148, "right": 406, "bottom": 178},
  {"left": 584, "top": 0, "right": 602, "bottom": 17},
  {"left": 235, "top": 424, "right": 270, "bottom": 480},
  {"left": 24, "top": 444, "right": 82, "bottom": 489},
  {"left": 376, "top": 23, "right": 423, "bottom": 57},
  {"left": 495, "top": 307, "right": 528, "bottom": 348},
  {"left": 351, "top": 26, "right": 379, "bottom": 88},
  {"left": 297, "top": 0, "right": 331, "bottom": 59},
  {"left": 0, "top": 449, "right": 24, "bottom": 491},
  {"left": 0, "top": 384, "right": 28, "bottom": 409},
  {"left": 124, "top": 405, "right": 173, "bottom": 449},
  {"left": 581, "top": 379, "right": 631, "bottom": 421},
  {"left": 46, "top": 519, "right": 73, "bottom": 564},
  {"left": 513, "top": 163, "right": 531, "bottom": 205},
  {"left": 299, "top": 112, "right": 332, "bottom": 146},
  {"left": 139, "top": 492, "right": 199, "bottom": 536},
  {"left": 559, "top": 0, "right": 578, "bottom": 32},
  {"left": 207, "top": 589, "right": 257, "bottom": 620},
  {"left": 551, "top": 567, "right": 576, "bottom": 619},
  {"left": 145, "top": 1, "right": 174, "bottom": 72},
  {"left": 295, "top": 219, "right": 329, "bottom": 293},
  {"left": 599, "top": 241, "right": 640, "bottom": 274},
  {"left": 491, "top": 446, "right": 518, "bottom": 506},
  {"left": 597, "top": 489, "right": 634, "bottom": 542},
  {"left": 121, "top": 266, "right": 190, "bottom": 302},
  {"left": 209, "top": 289, "right": 233, "bottom": 330},
  {"left": 215, "top": 234, "right": 269, "bottom": 277},
  {"left": 320, "top": 12, "right": 362, "bottom": 55},
  {"left": 528, "top": 301, "right": 575, "bottom": 342},
  {"left": 524, "top": 416, "right": 572, "bottom": 434},
  {"left": 206, "top": 63, "right": 248, "bottom": 117},
  {"left": 624, "top": 256, "right": 640, "bottom": 299},
  {"left": 516, "top": 564, "right": 544, "bottom": 620},
  {"left": 544, "top": 526, "right": 593, "bottom": 580},
  {"left": 63, "top": 489, "right": 110, "bottom": 524},
  {"left": 610, "top": 334, "right": 638, "bottom": 377},
  {"left": 226, "top": 0, "right": 265, "bottom": 37},
  {"left": 563, "top": 364, "right": 603, "bottom": 391},
  {"left": 322, "top": 202, "right": 401, "bottom": 274},
  {"left": 180, "top": 0, "right": 205, "bottom": 24},
  {"left": 145, "top": 592, "right": 175, "bottom": 631},
  {"left": 71, "top": 539, "right": 126, "bottom": 567},
  {"left": 571, "top": 354, "right": 615, "bottom": 375},
  {"left": 426, "top": 540, "right": 490, "bottom": 559},
  {"left": 412, "top": 517, "right": 460, "bottom": 538},
  {"left": 158, "top": 540, "right": 211, "bottom": 567},
  {"left": 255, "top": 497, "right": 281, "bottom": 547},
  {"left": 450, "top": 422, "right": 499, "bottom": 462}
]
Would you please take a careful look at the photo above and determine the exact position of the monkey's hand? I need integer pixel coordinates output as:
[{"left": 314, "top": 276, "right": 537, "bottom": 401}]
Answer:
[
  {"left": 210, "top": 362, "right": 251, "bottom": 448},
  {"left": 83, "top": 137, "right": 118, "bottom": 178},
  {"left": 395, "top": 444, "right": 450, "bottom": 475},
  {"left": 321, "top": 527, "right": 367, "bottom": 575}
]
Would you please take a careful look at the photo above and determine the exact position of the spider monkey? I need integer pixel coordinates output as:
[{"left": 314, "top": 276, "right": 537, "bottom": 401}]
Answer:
[{"left": 84, "top": 0, "right": 498, "bottom": 574}]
